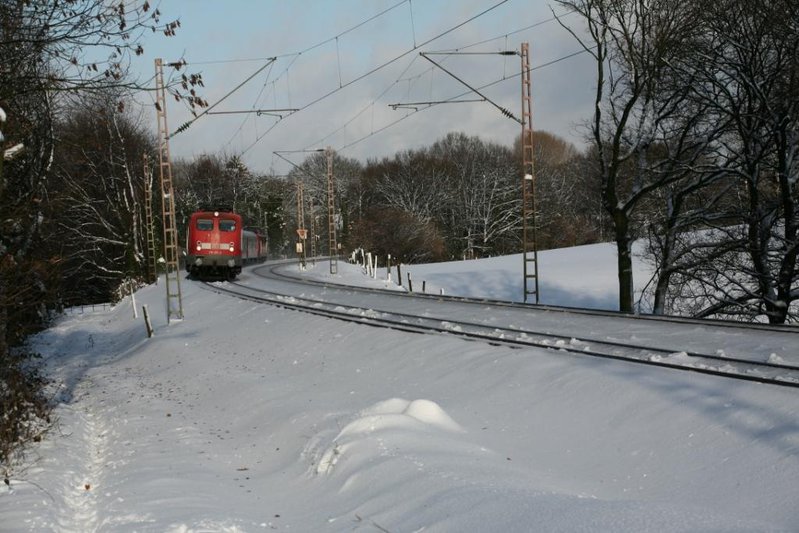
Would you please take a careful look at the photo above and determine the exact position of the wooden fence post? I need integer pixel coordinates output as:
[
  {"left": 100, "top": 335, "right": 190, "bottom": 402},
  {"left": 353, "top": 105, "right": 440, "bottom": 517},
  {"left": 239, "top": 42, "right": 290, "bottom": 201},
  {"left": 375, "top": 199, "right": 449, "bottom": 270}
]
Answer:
[{"left": 142, "top": 305, "right": 154, "bottom": 338}]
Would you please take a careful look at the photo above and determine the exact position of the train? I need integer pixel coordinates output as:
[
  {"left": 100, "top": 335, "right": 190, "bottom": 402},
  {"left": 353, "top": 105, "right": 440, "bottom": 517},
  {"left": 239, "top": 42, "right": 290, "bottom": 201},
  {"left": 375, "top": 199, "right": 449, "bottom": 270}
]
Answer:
[{"left": 185, "top": 210, "right": 267, "bottom": 279}]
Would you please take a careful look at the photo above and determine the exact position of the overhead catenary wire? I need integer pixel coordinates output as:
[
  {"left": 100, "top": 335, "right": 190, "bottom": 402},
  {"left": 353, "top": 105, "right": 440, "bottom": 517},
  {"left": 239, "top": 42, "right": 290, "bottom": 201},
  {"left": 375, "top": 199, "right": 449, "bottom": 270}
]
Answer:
[
  {"left": 176, "top": 2, "right": 579, "bottom": 171},
  {"left": 267, "top": 6, "right": 577, "bottom": 157},
  {"left": 182, "top": 0, "right": 410, "bottom": 66},
  {"left": 299, "top": 48, "right": 595, "bottom": 175},
  {"left": 229, "top": 0, "right": 407, "bottom": 108},
  {"left": 334, "top": 46, "right": 593, "bottom": 153},
  {"left": 432, "top": 11, "right": 573, "bottom": 54},
  {"left": 408, "top": 0, "right": 417, "bottom": 48},
  {"left": 169, "top": 57, "right": 276, "bottom": 138},
  {"left": 221, "top": 60, "right": 279, "bottom": 150},
  {"left": 302, "top": 55, "right": 420, "bottom": 149},
  {"left": 217, "top": 1, "right": 409, "bottom": 149},
  {"left": 273, "top": 149, "right": 325, "bottom": 182},
  {"left": 419, "top": 52, "right": 521, "bottom": 122},
  {"left": 390, "top": 49, "right": 525, "bottom": 122},
  {"left": 241, "top": 0, "right": 512, "bottom": 157}
]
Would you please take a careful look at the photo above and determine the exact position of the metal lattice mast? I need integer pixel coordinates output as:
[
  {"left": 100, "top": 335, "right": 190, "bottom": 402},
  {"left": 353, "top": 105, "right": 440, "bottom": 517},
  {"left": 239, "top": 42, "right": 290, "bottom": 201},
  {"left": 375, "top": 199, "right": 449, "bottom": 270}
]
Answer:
[
  {"left": 143, "top": 153, "right": 158, "bottom": 284},
  {"left": 326, "top": 147, "right": 338, "bottom": 274},
  {"left": 154, "top": 58, "right": 184, "bottom": 321},
  {"left": 521, "top": 43, "right": 539, "bottom": 304},
  {"left": 296, "top": 180, "right": 305, "bottom": 229},
  {"left": 309, "top": 197, "right": 317, "bottom": 266},
  {"left": 296, "top": 180, "right": 307, "bottom": 268}
]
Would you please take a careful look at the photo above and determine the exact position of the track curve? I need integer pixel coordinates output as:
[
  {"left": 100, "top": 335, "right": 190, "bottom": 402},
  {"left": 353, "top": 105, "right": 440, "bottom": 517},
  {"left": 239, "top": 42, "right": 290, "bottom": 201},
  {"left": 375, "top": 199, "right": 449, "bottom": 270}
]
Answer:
[{"left": 199, "top": 262, "right": 799, "bottom": 388}]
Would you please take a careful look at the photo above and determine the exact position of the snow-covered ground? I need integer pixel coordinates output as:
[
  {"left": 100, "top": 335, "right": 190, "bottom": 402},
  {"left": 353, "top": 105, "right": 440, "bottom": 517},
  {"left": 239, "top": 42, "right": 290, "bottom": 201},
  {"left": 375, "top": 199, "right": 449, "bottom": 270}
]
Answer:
[
  {"left": 401, "top": 241, "right": 651, "bottom": 308},
  {"left": 3, "top": 243, "right": 799, "bottom": 532}
]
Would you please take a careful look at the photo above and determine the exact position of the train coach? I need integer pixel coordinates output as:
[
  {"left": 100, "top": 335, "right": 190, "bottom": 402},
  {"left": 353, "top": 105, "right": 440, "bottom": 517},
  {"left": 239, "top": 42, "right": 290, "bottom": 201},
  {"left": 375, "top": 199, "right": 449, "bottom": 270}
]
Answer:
[{"left": 185, "top": 210, "right": 267, "bottom": 279}]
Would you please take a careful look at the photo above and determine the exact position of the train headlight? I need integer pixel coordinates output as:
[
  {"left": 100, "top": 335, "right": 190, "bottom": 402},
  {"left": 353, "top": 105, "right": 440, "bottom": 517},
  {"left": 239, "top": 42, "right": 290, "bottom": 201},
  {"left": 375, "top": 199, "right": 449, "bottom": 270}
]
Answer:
[
  {"left": 229, "top": 242, "right": 235, "bottom": 252},
  {"left": 196, "top": 241, "right": 201, "bottom": 252}
]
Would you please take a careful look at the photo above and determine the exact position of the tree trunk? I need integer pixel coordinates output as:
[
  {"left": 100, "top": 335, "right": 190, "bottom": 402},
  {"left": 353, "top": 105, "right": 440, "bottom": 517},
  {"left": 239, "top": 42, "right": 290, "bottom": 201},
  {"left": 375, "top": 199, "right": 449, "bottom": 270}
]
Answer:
[{"left": 613, "top": 212, "right": 634, "bottom": 313}]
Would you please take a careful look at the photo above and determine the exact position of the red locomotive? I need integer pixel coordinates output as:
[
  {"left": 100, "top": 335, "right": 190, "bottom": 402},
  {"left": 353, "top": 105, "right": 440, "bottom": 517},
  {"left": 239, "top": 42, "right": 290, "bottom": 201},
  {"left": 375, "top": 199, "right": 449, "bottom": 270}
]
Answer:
[{"left": 185, "top": 210, "right": 267, "bottom": 279}]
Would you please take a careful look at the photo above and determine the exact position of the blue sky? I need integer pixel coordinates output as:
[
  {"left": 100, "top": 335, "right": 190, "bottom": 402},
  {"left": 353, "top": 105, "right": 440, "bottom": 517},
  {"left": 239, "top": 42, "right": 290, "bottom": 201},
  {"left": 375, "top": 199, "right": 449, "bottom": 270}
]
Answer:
[{"left": 131, "top": 0, "right": 594, "bottom": 174}]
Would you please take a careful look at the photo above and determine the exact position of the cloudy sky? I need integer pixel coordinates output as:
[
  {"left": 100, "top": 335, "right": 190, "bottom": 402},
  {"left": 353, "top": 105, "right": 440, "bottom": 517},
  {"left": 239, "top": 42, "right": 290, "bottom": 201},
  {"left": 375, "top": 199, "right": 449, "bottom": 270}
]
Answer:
[{"left": 131, "top": 0, "right": 595, "bottom": 175}]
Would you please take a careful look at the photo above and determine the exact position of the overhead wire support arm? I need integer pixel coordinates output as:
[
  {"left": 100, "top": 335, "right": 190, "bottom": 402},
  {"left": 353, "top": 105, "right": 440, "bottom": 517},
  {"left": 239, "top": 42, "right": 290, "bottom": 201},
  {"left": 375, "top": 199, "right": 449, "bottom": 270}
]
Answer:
[
  {"left": 389, "top": 98, "right": 485, "bottom": 110},
  {"left": 240, "top": 0, "right": 511, "bottom": 157},
  {"left": 169, "top": 57, "right": 277, "bottom": 138},
  {"left": 422, "top": 50, "right": 519, "bottom": 56},
  {"left": 273, "top": 149, "right": 326, "bottom": 182},
  {"left": 207, "top": 108, "right": 299, "bottom": 118},
  {"left": 418, "top": 51, "right": 522, "bottom": 124}
]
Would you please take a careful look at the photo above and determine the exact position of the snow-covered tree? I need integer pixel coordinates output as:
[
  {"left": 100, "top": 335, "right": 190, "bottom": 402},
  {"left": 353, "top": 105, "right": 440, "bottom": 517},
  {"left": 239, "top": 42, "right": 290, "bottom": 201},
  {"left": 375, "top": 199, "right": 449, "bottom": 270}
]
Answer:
[
  {"left": 556, "top": 0, "right": 712, "bottom": 313},
  {"left": 0, "top": 0, "right": 206, "bottom": 468},
  {"left": 429, "top": 132, "right": 518, "bottom": 258},
  {"left": 682, "top": 0, "right": 799, "bottom": 323},
  {"left": 46, "top": 94, "right": 155, "bottom": 304}
]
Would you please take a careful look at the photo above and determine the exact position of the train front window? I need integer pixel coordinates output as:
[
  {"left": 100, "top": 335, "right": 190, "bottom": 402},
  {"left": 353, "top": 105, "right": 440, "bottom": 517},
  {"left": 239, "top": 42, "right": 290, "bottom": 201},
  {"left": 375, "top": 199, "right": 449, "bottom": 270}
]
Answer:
[
  {"left": 196, "top": 219, "right": 213, "bottom": 231},
  {"left": 219, "top": 220, "right": 236, "bottom": 232}
]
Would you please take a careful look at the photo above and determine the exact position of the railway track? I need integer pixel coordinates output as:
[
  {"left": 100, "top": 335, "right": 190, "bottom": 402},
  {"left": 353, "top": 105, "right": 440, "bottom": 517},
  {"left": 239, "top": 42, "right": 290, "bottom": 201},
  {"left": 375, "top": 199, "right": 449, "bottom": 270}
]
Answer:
[
  {"left": 264, "top": 261, "right": 798, "bottom": 334},
  {"left": 202, "top": 276, "right": 799, "bottom": 389}
]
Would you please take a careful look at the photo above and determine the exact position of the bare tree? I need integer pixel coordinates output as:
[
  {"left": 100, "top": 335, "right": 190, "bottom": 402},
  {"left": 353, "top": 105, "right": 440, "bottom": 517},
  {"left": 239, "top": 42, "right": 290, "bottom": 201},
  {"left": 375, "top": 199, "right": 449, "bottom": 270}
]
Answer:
[
  {"left": 514, "top": 131, "right": 593, "bottom": 248},
  {"left": 0, "top": 1, "right": 205, "bottom": 107},
  {"left": 0, "top": 0, "right": 206, "bottom": 466},
  {"left": 46, "top": 94, "right": 155, "bottom": 303},
  {"left": 349, "top": 207, "right": 446, "bottom": 264},
  {"left": 682, "top": 0, "right": 799, "bottom": 323},
  {"left": 429, "top": 132, "right": 519, "bottom": 258},
  {"left": 556, "top": 0, "right": 708, "bottom": 313},
  {"left": 287, "top": 150, "right": 362, "bottom": 254},
  {"left": 370, "top": 149, "right": 449, "bottom": 222},
  {"left": 174, "top": 154, "right": 228, "bottom": 211}
]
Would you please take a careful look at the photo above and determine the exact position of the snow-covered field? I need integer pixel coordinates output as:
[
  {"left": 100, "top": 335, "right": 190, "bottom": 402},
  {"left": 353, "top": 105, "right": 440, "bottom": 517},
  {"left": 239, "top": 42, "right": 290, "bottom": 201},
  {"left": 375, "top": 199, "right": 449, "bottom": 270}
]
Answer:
[
  {"left": 3, "top": 243, "right": 798, "bottom": 532},
  {"left": 402, "top": 241, "right": 651, "bottom": 308}
]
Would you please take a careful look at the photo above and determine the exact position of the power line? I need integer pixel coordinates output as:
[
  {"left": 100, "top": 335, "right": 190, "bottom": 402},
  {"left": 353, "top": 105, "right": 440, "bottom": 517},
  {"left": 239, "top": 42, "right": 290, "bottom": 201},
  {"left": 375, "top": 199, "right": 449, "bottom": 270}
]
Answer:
[
  {"left": 303, "top": 54, "right": 421, "bottom": 150},
  {"left": 300, "top": 0, "right": 511, "bottom": 112},
  {"left": 186, "top": 2, "right": 577, "bottom": 171},
  {"left": 430, "top": 10, "right": 573, "bottom": 54},
  {"left": 334, "top": 46, "right": 593, "bottom": 154},
  {"left": 261, "top": 5, "right": 574, "bottom": 158},
  {"left": 169, "top": 58, "right": 276, "bottom": 138},
  {"left": 419, "top": 51, "right": 521, "bottom": 122},
  {"left": 194, "top": 1, "right": 409, "bottom": 150},
  {"left": 208, "top": 108, "right": 299, "bottom": 118},
  {"left": 181, "top": 1, "right": 410, "bottom": 66},
  {"left": 221, "top": 60, "right": 278, "bottom": 150},
  {"left": 241, "top": 0, "right": 511, "bottom": 157}
]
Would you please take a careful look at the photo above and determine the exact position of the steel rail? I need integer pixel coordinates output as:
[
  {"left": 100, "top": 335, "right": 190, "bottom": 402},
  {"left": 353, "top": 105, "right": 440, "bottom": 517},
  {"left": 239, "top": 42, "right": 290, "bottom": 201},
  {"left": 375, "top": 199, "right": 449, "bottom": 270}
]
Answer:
[
  {"left": 202, "top": 280, "right": 799, "bottom": 389},
  {"left": 258, "top": 263, "right": 799, "bottom": 334}
]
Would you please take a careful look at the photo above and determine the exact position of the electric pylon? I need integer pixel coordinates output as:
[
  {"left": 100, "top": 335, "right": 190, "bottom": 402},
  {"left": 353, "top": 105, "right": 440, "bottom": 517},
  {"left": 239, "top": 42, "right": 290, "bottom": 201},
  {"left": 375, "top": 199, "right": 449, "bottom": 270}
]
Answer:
[
  {"left": 521, "top": 42, "right": 539, "bottom": 304},
  {"left": 143, "top": 153, "right": 158, "bottom": 284},
  {"left": 296, "top": 180, "right": 307, "bottom": 268},
  {"left": 326, "top": 147, "right": 338, "bottom": 275},
  {"left": 154, "top": 58, "right": 184, "bottom": 321}
]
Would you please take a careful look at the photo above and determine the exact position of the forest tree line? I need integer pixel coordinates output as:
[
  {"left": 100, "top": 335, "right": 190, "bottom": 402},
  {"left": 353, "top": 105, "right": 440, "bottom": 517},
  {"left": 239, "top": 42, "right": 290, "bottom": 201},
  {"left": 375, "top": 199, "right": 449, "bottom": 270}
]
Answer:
[
  {"left": 0, "top": 0, "right": 205, "bottom": 469},
  {"left": 169, "top": 129, "right": 602, "bottom": 265}
]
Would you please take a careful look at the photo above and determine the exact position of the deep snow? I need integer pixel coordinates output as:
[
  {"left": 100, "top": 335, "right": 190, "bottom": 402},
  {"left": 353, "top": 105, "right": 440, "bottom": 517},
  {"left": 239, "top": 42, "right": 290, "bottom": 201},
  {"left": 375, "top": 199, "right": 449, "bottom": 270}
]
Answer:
[
  {"left": 401, "top": 241, "right": 651, "bottom": 308},
  {"left": 2, "top": 243, "right": 798, "bottom": 532}
]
